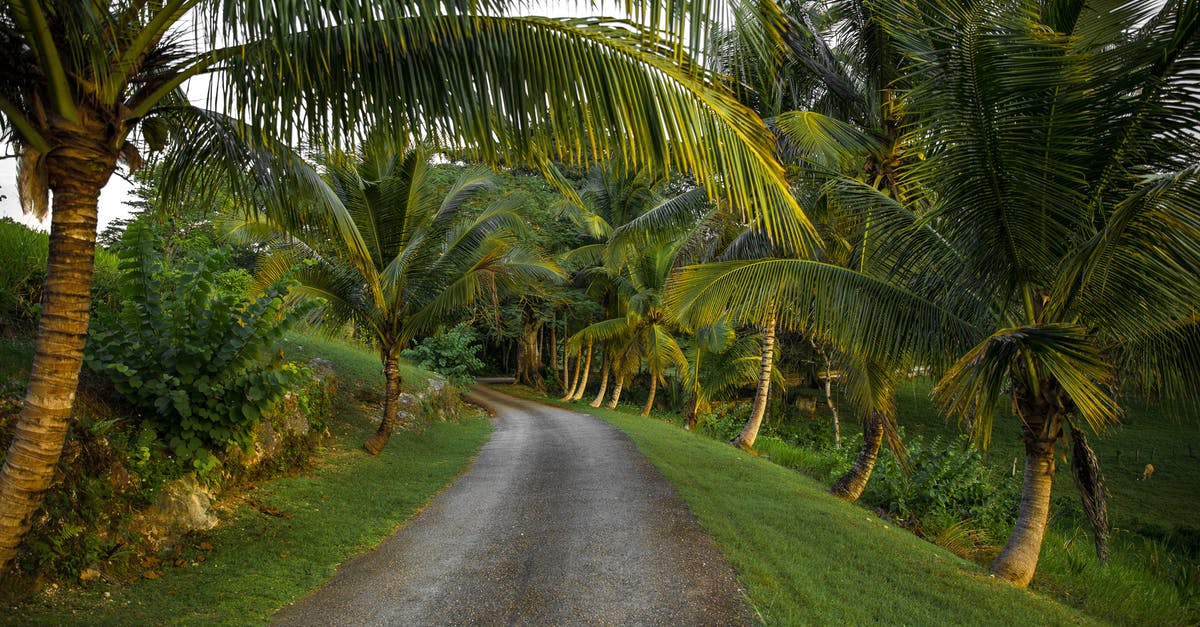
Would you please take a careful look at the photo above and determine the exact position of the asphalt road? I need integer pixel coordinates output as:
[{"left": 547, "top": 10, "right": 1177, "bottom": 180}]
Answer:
[{"left": 273, "top": 383, "right": 752, "bottom": 626}]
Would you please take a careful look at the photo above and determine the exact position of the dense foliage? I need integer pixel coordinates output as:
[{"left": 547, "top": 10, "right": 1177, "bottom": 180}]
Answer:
[
  {"left": 402, "top": 325, "right": 486, "bottom": 387},
  {"left": 84, "top": 224, "right": 312, "bottom": 473}
]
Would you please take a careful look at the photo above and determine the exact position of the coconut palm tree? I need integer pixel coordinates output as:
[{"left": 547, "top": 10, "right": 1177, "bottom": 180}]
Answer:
[
  {"left": 870, "top": 0, "right": 1200, "bottom": 586},
  {"left": 681, "top": 0, "right": 1200, "bottom": 587},
  {"left": 0, "top": 0, "right": 818, "bottom": 571},
  {"left": 232, "top": 140, "right": 561, "bottom": 454}
]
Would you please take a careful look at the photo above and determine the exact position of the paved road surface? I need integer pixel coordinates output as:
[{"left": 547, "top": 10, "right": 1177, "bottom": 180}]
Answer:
[{"left": 274, "top": 384, "right": 751, "bottom": 626}]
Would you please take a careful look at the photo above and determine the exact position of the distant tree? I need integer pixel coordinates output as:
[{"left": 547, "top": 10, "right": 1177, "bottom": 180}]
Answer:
[{"left": 233, "top": 140, "right": 560, "bottom": 454}]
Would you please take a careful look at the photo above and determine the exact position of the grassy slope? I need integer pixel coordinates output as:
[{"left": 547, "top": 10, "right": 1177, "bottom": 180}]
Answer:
[
  {"left": 13, "top": 333, "right": 491, "bottom": 625},
  {"left": 498, "top": 386, "right": 1094, "bottom": 626}
]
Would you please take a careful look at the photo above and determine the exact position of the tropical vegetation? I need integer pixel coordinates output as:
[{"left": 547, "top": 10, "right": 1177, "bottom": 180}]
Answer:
[{"left": 0, "top": 0, "right": 1197, "bottom": 621}]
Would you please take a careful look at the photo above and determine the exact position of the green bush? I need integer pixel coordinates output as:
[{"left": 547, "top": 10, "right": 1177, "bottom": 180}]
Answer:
[
  {"left": 85, "top": 224, "right": 313, "bottom": 474},
  {"left": 0, "top": 218, "right": 48, "bottom": 331},
  {"left": 402, "top": 324, "right": 485, "bottom": 387},
  {"left": 863, "top": 433, "right": 1021, "bottom": 534}
]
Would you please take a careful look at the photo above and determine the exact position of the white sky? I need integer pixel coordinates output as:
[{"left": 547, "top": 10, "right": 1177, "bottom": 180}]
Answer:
[{"left": 0, "top": 0, "right": 590, "bottom": 232}]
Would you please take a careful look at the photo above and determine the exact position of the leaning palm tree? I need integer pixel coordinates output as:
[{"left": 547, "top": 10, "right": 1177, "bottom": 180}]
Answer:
[
  {"left": 235, "top": 141, "right": 561, "bottom": 454},
  {"left": 870, "top": 0, "right": 1200, "bottom": 586},
  {"left": 0, "top": 0, "right": 818, "bottom": 571}
]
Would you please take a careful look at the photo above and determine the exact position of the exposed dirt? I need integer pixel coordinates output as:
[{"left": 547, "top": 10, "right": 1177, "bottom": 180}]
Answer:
[{"left": 274, "top": 384, "right": 752, "bottom": 626}]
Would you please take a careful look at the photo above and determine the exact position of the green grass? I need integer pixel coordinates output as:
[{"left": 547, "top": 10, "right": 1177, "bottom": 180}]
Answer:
[
  {"left": 12, "top": 332, "right": 491, "bottom": 625},
  {"left": 499, "top": 385, "right": 1095, "bottom": 626}
]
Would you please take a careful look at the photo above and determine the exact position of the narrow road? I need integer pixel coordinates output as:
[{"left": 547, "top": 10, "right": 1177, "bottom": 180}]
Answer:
[{"left": 274, "top": 384, "right": 752, "bottom": 626}]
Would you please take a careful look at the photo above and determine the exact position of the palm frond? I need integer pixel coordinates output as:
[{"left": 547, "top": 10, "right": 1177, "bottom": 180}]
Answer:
[
  {"left": 934, "top": 324, "right": 1120, "bottom": 448},
  {"left": 667, "top": 259, "right": 979, "bottom": 367},
  {"left": 217, "top": 14, "right": 818, "bottom": 251}
]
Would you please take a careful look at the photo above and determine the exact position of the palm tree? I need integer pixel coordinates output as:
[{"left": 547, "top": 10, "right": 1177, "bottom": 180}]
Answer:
[
  {"left": 234, "top": 140, "right": 560, "bottom": 454},
  {"left": 571, "top": 242, "right": 688, "bottom": 414},
  {"left": 0, "top": 0, "right": 817, "bottom": 571},
  {"left": 870, "top": 0, "right": 1200, "bottom": 586}
]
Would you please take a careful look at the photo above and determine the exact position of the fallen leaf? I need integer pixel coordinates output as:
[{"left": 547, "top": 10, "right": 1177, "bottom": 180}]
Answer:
[{"left": 142, "top": 570, "right": 161, "bottom": 580}]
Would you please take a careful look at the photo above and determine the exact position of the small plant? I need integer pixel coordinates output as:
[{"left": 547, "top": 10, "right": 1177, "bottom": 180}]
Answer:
[
  {"left": 85, "top": 224, "right": 312, "bottom": 473},
  {"left": 401, "top": 324, "right": 486, "bottom": 387}
]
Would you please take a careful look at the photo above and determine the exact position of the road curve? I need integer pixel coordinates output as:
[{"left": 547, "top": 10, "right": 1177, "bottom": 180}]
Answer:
[{"left": 274, "top": 384, "right": 752, "bottom": 626}]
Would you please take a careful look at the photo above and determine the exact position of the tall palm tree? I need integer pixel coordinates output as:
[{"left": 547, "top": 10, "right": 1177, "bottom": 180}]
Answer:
[
  {"left": 0, "top": 0, "right": 818, "bottom": 571},
  {"left": 234, "top": 140, "right": 561, "bottom": 454},
  {"left": 572, "top": 242, "right": 688, "bottom": 414},
  {"left": 871, "top": 0, "right": 1200, "bottom": 586}
]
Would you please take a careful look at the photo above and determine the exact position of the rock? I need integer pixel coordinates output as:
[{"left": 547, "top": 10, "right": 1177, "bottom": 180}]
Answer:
[{"left": 131, "top": 474, "right": 218, "bottom": 551}]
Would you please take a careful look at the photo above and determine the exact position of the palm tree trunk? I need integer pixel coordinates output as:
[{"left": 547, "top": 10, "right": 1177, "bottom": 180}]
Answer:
[
  {"left": 641, "top": 377, "right": 658, "bottom": 416},
  {"left": 990, "top": 393, "right": 1065, "bottom": 587},
  {"left": 730, "top": 312, "right": 776, "bottom": 451},
  {"left": 605, "top": 352, "right": 627, "bottom": 409},
  {"left": 571, "top": 340, "right": 593, "bottom": 401},
  {"left": 363, "top": 354, "right": 402, "bottom": 455},
  {"left": 561, "top": 348, "right": 582, "bottom": 400},
  {"left": 549, "top": 311, "right": 560, "bottom": 391},
  {"left": 824, "top": 360, "right": 841, "bottom": 449},
  {"left": 830, "top": 411, "right": 884, "bottom": 501},
  {"left": 0, "top": 147, "right": 114, "bottom": 573},
  {"left": 590, "top": 355, "right": 610, "bottom": 407},
  {"left": 684, "top": 397, "right": 700, "bottom": 431}
]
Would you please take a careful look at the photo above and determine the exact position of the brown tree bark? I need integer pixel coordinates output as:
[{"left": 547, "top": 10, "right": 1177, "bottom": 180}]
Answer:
[
  {"left": 0, "top": 138, "right": 116, "bottom": 572},
  {"left": 514, "top": 311, "right": 544, "bottom": 391},
  {"left": 990, "top": 379, "right": 1069, "bottom": 587},
  {"left": 590, "top": 354, "right": 610, "bottom": 407},
  {"left": 641, "top": 376, "right": 658, "bottom": 416},
  {"left": 730, "top": 312, "right": 776, "bottom": 451},
  {"left": 363, "top": 354, "right": 403, "bottom": 455},
  {"left": 561, "top": 347, "right": 582, "bottom": 400},
  {"left": 684, "top": 397, "right": 700, "bottom": 431},
  {"left": 570, "top": 340, "right": 593, "bottom": 401},
  {"left": 830, "top": 411, "right": 884, "bottom": 501},
  {"left": 604, "top": 354, "right": 627, "bottom": 409}
]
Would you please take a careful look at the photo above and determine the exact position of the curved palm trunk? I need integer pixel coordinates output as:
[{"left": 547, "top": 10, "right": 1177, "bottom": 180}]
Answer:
[
  {"left": 363, "top": 355, "right": 402, "bottom": 455},
  {"left": 559, "top": 343, "right": 583, "bottom": 398},
  {"left": 730, "top": 312, "right": 776, "bottom": 451},
  {"left": 605, "top": 368, "right": 626, "bottom": 409},
  {"left": 641, "top": 377, "right": 657, "bottom": 416},
  {"left": 0, "top": 148, "right": 114, "bottom": 572},
  {"left": 830, "top": 411, "right": 884, "bottom": 501},
  {"left": 991, "top": 382, "right": 1068, "bottom": 587},
  {"left": 589, "top": 355, "right": 610, "bottom": 407},
  {"left": 570, "top": 340, "right": 593, "bottom": 401}
]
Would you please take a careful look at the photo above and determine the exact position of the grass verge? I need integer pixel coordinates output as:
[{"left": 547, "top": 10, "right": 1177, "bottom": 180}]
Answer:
[
  {"left": 498, "top": 385, "right": 1095, "bottom": 626},
  {"left": 11, "top": 333, "right": 491, "bottom": 625}
]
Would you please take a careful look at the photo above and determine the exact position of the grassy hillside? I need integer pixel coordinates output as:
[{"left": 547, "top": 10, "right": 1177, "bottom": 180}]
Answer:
[
  {"left": 499, "top": 385, "right": 1095, "bottom": 626},
  {"left": 9, "top": 333, "right": 491, "bottom": 625}
]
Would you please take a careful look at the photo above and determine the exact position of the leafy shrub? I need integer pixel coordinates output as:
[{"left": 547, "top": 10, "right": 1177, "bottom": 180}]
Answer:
[
  {"left": 694, "top": 403, "right": 749, "bottom": 442},
  {"left": 863, "top": 433, "right": 1021, "bottom": 535},
  {"left": 0, "top": 218, "right": 48, "bottom": 331},
  {"left": 402, "top": 324, "right": 485, "bottom": 386},
  {"left": 85, "top": 224, "right": 313, "bottom": 474}
]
